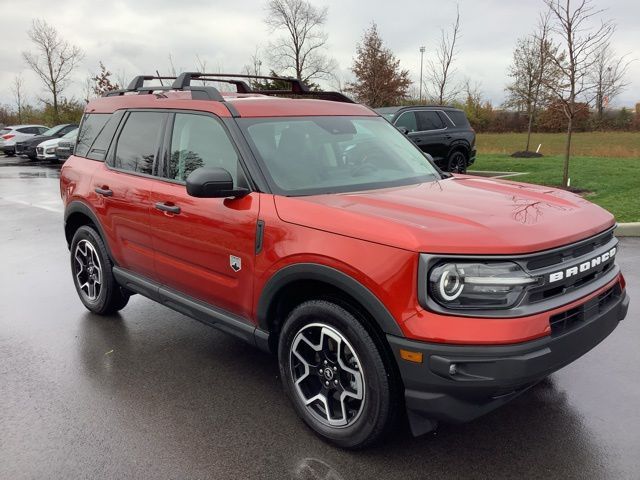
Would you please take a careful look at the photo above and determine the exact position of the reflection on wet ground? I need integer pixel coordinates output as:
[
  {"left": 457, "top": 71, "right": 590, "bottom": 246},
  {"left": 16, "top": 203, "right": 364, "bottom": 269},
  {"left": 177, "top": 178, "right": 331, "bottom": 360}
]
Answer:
[{"left": 1, "top": 156, "right": 639, "bottom": 479}]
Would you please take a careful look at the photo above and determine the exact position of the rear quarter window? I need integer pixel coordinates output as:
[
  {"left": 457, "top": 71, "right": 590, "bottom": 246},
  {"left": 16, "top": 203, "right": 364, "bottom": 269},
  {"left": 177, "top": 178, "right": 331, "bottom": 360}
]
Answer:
[
  {"left": 75, "top": 114, "right": 111, "bottom": 158},
  {"left": 446, "top": 111, "right": 471, "bottom": 128}
]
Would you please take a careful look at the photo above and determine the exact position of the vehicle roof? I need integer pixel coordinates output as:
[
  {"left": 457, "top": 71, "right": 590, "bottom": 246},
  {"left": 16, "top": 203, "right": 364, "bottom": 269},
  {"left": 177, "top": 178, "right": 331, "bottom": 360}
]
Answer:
[
  {"left": 85, "top": 91, "right": 376, "bottom": 118},
  {"left": 3, "top": 124, "right": 49, "bottom": 129},
  {"left": 375, "top": 105, "right": 464, "bottom": 114}
]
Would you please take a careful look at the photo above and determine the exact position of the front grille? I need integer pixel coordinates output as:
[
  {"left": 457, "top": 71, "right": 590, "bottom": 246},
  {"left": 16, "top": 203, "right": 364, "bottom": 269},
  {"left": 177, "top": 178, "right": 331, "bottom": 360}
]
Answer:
[
  {"left": 522, "top": 228, "right": 618, "bottom": 305},
  {"left": 550, "top": 283, "right": 621, "bottom": 335},
  {"left": 36, "top": 147, "right": 44, "bottom": 154},
  {"left": 526, "top": 229, "right": 614, "bottom": 271}
]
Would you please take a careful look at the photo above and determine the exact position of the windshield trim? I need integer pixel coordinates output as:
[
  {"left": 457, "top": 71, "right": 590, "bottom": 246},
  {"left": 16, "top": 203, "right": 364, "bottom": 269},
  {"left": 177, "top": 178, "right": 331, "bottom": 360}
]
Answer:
[{"left": 237, "top": 115, "right": 444, "bottom": 197}]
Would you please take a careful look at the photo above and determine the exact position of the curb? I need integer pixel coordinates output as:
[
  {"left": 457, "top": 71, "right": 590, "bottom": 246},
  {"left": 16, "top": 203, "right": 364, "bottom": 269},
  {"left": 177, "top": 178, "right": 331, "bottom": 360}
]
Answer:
[{"left": 615, "top": 223, "right": 640, "bottom": 237}]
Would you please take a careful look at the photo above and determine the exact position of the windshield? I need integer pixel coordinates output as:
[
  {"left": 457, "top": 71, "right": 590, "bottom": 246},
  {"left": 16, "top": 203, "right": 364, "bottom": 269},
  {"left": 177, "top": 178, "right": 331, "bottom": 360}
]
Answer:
[
  {"left": 42, "top": 125, "right": 66, "bottom": 136},
  {"left": 238, "top": 116, "right": 440, "bottom": 195},
  {"left": 62, "top": 128, "right": 78, "bottom": 139}
]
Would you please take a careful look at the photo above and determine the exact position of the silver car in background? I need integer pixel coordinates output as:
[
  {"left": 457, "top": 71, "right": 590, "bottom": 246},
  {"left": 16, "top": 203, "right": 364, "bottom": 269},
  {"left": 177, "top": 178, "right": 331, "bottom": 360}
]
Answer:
[
  {"left": 1, "top": 125, "right": 49, "bottom": 156},
  {"left": 54, "top": 129, "right": 78, "bottom": 162}
]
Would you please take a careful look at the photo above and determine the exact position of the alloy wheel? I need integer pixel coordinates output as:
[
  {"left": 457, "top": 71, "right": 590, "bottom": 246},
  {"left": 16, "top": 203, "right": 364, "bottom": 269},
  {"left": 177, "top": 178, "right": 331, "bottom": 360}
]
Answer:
[
  {"left": 290, "top": 323, "right": 365, "bottom": 428},
  {"left": 74, "top": 239, "right": 103, "bottom": 301}
]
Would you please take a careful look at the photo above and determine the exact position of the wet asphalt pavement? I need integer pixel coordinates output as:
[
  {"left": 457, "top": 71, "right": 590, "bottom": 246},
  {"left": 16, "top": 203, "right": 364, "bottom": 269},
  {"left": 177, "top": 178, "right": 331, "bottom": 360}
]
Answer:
[{"left": 0, "top": 157, "right": 638, "bottom": 480}]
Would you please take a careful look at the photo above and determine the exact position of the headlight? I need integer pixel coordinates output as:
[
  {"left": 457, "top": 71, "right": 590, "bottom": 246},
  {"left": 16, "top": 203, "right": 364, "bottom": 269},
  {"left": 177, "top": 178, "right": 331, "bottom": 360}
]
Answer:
[
  {"left": 46, "top": 147, "right": 55, "bottom": 154},
  {"left": 428, "top": 262, "right": 541, "bottom": 310}
]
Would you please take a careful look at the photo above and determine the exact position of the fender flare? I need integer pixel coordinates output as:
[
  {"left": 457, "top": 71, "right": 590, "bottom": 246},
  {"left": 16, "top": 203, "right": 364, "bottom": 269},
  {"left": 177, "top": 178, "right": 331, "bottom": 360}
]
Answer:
[
  {"left": 64, "top": 201, "right": 114, "bottom": 260},
  {"left": 257, "top": 263, "right": 404, "bottom": 337},
  {"left": 446, "top": 141, "right": 470, "bottom": 159}
]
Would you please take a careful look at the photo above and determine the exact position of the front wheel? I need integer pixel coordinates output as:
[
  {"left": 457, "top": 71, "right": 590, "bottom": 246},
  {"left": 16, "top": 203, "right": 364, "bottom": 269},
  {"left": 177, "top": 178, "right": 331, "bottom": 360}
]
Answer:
[
  {"left": 70, "top": 226, "right": 129, "bottom": 315},
  {"left": 278, "top": 300, "right": 398, "bottom": 449},
  {"left": 447, "top": 150, "right": 468, "bottom": 173}
]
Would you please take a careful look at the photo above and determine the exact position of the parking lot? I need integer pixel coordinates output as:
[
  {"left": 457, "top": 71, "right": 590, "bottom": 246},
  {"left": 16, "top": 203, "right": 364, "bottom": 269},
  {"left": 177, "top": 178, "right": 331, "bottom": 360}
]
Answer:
[{"left": 0, "top": 156, "right": 638, "bottom": 479}]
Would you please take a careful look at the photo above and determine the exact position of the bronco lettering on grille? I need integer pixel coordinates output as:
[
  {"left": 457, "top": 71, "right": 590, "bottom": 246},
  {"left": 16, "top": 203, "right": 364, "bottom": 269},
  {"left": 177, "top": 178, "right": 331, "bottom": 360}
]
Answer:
[{"left": 548, "top": 247, "right": 616, "bottom": 283}]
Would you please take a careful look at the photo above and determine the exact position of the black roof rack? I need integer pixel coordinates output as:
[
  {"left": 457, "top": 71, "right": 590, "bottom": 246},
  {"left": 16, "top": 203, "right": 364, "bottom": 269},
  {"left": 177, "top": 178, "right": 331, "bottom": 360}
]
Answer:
[
  {"left": 174, "top": 72, "right": 354, "bottom": 103},
  {"left": 103, "top": 72, "right": 354, "bottom": 104}
]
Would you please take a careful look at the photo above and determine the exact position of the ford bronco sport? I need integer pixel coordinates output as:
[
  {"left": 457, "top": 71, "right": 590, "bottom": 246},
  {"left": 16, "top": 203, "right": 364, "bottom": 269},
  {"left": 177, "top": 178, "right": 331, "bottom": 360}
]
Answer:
[{"left": 61, "top": 73, "right": 629, "bottom": 449}]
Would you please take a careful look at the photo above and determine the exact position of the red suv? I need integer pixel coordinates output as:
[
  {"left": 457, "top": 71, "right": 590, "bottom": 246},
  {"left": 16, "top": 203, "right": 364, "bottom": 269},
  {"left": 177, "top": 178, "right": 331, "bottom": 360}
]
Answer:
[{"left": 61, "top": 73, "right": 629, "bottom": 449}]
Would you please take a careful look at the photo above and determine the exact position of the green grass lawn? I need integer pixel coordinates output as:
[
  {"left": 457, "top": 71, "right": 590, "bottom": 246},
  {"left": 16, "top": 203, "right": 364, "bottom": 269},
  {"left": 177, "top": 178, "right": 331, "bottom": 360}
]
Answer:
[
  {"left": 470, "top": 154, "right": 640, "bottom": 223},
  {"left": 477, "top": 132, "right": 640, "bottom": 158}
]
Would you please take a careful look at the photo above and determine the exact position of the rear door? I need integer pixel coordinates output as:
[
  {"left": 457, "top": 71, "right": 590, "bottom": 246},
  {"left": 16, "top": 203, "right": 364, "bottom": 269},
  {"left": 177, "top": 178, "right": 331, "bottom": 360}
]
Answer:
[
  {"left": 413, "top": 110, "right": 449, "bottom": 161},
  {"left": 91, "top": 110, "right": 167, "bottom": 279},
  {"left": 148, "top": 111, "right": 259, "bottom": 319}
]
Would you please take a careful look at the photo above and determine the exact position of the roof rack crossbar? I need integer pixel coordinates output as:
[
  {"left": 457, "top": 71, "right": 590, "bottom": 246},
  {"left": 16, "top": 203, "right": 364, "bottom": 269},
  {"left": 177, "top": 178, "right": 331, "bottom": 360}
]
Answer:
[
  {"left": 173, "top": 72, "right": 310, "bottom": 94},
  {"left": 127, "top": 75, "right": 177, "bottom": 90}
]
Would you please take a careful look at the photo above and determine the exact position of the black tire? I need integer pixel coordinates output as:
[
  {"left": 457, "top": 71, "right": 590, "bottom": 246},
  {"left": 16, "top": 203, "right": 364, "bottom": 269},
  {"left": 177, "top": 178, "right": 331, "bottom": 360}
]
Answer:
[
  {"left": 447, "top": 150, "right": 468, "bottom": 173},
  {"left": 278, "top": 300, "right": 398, "bottom": 449},
  {"left": 70, "top": 225, "right": 129, "bottom": 315}
]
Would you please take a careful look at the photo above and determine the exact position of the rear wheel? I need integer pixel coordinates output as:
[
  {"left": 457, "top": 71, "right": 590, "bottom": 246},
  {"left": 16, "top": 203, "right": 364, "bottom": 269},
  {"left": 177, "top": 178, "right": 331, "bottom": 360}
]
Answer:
[
  {"left": 447, "top": 150, "right": 468, "bottom": 173},
  {"left": 70, "top": 226, "right": 129, "bottom": 315},
  {"left": 278, "top": 300, "right": 397, "bottom": 449}
]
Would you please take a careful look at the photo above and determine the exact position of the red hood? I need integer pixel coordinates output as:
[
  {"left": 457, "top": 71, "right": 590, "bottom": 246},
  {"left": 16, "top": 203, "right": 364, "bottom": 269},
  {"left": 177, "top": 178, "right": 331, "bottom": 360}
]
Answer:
[{"left": 274, "top": 175, "right": 615, "bottom": 254}]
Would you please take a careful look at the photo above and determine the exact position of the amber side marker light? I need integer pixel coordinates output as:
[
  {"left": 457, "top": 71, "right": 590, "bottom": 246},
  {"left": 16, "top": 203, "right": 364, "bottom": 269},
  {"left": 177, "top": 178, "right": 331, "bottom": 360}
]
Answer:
[{"left": 399, "top": 349, "right": 424, "bottom": 363}]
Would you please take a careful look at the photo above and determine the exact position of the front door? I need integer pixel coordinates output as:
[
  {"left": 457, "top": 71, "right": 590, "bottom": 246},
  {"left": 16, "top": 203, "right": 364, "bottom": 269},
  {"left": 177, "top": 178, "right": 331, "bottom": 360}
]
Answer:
[{"left": 148, "top": 112, "right": 259, "bottom": 320}]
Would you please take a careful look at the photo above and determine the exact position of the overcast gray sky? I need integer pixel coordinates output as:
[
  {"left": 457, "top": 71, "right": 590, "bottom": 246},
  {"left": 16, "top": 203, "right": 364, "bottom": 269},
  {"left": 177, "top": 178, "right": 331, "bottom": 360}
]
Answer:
[{"left": 1, "top": 0, "right": 638, "bottom": 109}]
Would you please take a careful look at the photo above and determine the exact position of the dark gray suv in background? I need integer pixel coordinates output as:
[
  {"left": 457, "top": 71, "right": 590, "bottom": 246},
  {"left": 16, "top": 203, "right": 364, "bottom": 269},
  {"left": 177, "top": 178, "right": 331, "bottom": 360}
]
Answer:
[{"left": 376, "top": 106, "right": 476, "bottom": 173}]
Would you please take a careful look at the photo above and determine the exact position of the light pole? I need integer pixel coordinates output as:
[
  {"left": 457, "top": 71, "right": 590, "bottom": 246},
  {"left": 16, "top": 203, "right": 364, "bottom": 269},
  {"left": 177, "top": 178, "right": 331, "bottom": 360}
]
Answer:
[{"left": 419, "top": 46, "right": 426, "bottom": 103}]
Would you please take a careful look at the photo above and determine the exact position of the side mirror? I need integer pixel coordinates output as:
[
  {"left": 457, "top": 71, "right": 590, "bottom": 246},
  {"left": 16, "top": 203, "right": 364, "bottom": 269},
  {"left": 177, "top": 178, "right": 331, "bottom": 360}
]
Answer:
[
  {"left": 396, "top": 126, "right": 410, "bottom": 135},
  {"left": 186, "top": 167, "right": 249, "bottom": 198}
]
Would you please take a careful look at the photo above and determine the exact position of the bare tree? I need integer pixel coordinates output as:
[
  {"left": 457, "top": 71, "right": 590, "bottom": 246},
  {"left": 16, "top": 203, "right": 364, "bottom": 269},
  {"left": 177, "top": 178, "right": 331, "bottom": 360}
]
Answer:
[
  {"left": 264, "top": 0, "right": 337, "bottom": 83},
  {"left": 167, "top": 54, "right": 178, "bottom": 77},
  {"left": 11, "top": 74, "right": 26, "bottom": 123},
  {"left": 115, "top": 69, "right": 128, "bottom": 90},
  {"left": 426, "top": 5, "right": 461, "bottom": 104},
  {"left": 22, "top": 19, "right": 84, "bottom": 123},
  {"left": 505, "top": 12, "right": 560, "bottom": 152},
  {"left": 544, "top": 0, "right": 614, "bottom": 186},
  {"left": 590, "top": 44, "right": 630, "bottom": 120},
  {"left": 195, "top": 55, "right": 208, "bottom": 85},
  {"left": 242, "top": 47, "right": 267, "bottom": 89},
  {"left": 345, "top": 23, "right": 411, "bottom": 107}
]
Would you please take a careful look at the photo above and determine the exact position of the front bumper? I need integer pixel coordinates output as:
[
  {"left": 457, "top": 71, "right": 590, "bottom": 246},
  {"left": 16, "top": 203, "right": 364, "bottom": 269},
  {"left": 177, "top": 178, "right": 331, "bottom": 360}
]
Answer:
[{"left": 387, "top": 285, "right": 628, "bottom": 435}]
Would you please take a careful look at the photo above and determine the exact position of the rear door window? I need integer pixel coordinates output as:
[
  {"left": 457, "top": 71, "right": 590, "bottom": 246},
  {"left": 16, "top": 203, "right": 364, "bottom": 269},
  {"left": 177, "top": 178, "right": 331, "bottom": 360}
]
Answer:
[
  {"left": 113, "top": 111, "right": 166, "bottom": 175},
  {"left": 394, "top": 111, "right": 418, "bottom": 132},
  {"left": 416, "top": 111, "right": 445, "bottom": 131}
]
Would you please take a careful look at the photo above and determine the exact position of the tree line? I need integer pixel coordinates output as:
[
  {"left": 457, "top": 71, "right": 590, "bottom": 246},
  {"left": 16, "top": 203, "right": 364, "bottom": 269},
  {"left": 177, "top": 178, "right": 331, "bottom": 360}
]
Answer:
[{"left": 1, "top": 0, "right": 636, "bottom": 184}]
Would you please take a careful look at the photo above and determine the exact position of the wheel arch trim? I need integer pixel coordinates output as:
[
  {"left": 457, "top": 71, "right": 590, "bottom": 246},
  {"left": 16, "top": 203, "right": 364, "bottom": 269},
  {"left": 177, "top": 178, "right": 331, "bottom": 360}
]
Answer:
[
  {"left": 64, "top": 201, "right": 114, "bottom": 260},
  {"left": 257, "top": 263, "right": 404, "bottom": 337}
]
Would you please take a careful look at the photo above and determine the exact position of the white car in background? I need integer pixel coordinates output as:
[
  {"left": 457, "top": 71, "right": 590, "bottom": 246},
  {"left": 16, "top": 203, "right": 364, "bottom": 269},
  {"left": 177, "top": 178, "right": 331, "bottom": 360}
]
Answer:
[
  {"left": 0, "top": 124, "right": 49, "bottom": 156},
  {"left": 36, "top": 128, "right": 78, "bottom": 161}
]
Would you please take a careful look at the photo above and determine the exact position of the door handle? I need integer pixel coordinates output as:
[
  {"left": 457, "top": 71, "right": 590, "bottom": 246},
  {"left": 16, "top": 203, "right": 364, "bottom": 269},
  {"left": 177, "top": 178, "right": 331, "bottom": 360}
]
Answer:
[
  {"left": 95, "top": 186, "right": 113, "bottom": 197},
  {"left": 155, "top": 202, "right": 181, "bottom": 214}
]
